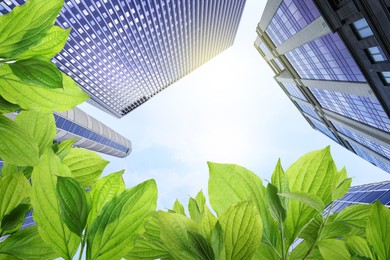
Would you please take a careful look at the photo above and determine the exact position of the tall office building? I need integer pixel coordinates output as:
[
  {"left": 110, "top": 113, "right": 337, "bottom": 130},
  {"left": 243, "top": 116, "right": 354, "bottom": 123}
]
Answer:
[
  {"left": 255, "top": 0, "right": 390, "bottom": 173},
  {"left": 1, "top": 0, "right": 247, "bottom": 118},
  {"left": 2, "top": 107, "right": 132, "bottom": 162}
]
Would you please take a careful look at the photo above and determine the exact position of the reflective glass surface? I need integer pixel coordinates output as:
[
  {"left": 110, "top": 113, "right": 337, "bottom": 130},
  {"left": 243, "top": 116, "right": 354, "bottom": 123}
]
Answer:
[
  {"left": 274, "top": 58, "right": 285, "bottom": 70},
  {"left": 379, "top": 71, "right": 390, "bottom": 85},
  {"left": 54, "top": 114, "right": 129, "bottom": 153},
  {"left": 310, "top": 88, "right": 390, "bottom": 132},
  {"left": 297, "top": 102, "right": 320, "bottom": 120},
  {"left": 265, "top": 0, "right": 320, "bottom": 46},
  {"left": 307, "top": 118, "right": 339, "bottom": 143},
  {"left": 1, "top": 0, "right": 246, "bottom": 117},
  {"left": 333, "top": 122, "right": 390, "bottom": 159},
  {"left": 285, "top": 33, "right": 365, "bottom": 82},
  {"left": 259, "top": 42, "right": 271, "bottom": 56},
  {"left": 366, "top": 46, "right": 387, "bottom": 63},
  {"left": 352, "top": 18, "right": 374, "bottom": 39},
  {"left": 350, "top": 143, "right": 390, "bottom": 173},
  {"left": 281, "top": 82, "right": 307, "bottom": 101}
]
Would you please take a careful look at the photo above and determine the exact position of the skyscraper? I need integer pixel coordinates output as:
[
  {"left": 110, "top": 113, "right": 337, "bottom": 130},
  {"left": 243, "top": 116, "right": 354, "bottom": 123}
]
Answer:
[
  {"left": 0, "top": 0, "right": 247, "bottom": 118},
  {"left": 255, "top": 0, "right": 390, "bottom": 173}
]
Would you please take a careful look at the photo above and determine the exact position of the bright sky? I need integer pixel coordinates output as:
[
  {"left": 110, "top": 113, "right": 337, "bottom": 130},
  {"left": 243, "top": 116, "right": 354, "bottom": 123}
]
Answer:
[{"left": 79, "top": 0, "right": 389, "bottom": 209}]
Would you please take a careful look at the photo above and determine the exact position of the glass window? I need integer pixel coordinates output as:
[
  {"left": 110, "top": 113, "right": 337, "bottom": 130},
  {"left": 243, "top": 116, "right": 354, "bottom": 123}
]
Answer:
[
  {"left": 297, "top": 102, "right": 320, "bottom": 120},
  {"left": 379, "top": 71, "right": 390, "bottom": 85},
  {"left": 281, "top": 82, "right": 307, "bottom": 101},
  {"left": 285, "top": 33, "right": 365, "bottom": 82},
  {"left": 350, "top": 143, "right": 390, "bottom": 173},
  {"left": 366, "top": 46, "right": 387, "bottom": 63},
  {"left": 259, "top": 42, "right": 271, "bottom": 56},
  {"left": 352, "top": 18, "right": 374, "bottom": 39},
  {"left": 378, "top": 191, "right": 390, "bottom": 204},
  {"left": 308, "top": 118, "right": 339, "bottom": 143},
  {"left": 360, "top": 191, "right": 386, "bottom": 203}
]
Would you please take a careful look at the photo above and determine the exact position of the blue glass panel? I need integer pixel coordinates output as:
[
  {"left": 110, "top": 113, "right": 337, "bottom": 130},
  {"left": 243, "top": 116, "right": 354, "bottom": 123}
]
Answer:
[
  {"left": 296, "top": 103, "right": 320, "bottom": 120},
  {"left": 333, "top": 122, "right": 390, "bottom": 159},
  {"left": 281, "top": 82, "right": 307, "bottom": 101},
  {"left": 265, "top": 0, "right": 320, "bottom": 46},
  {"left": 350, "top": 143, "right": 390, "bottom": 174},
  {"left": 308, "top": 118, "right": 339, "bottom": 143},
  {"left": 360, "top": 191, "right": 386, "bottom": 203},
  {"left": 379, "top": 191, "right": 390, "bottom": 204},
  {"left": 352, "top": 18, "right": 374, "bottom": 39},
  {"left": 310, "top": 88, "right": 390, "bottom": 132},
  {"left": 274, "top": 58, "right": 285, "bottom": 70},
  {"left": 285, "top": 33, "right": 365, "bottom": 82},
  {"left": 259, "top": 42, "right": 270, "bottom": 56},
  {"left": 366, "top": 46, "right": 387, "bottom": 63}
]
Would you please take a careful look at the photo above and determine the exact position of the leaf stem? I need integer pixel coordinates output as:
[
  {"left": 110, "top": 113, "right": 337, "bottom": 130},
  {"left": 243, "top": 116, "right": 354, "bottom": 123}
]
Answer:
[
  {"left": 302, "top": 201, "right": 334, "bottom": 260},
  {"left": 280, "top": 222, "right": 286, "bottom": 260},
  {"left": 78, "top": 229, "right": 87, "bottom": 260}
]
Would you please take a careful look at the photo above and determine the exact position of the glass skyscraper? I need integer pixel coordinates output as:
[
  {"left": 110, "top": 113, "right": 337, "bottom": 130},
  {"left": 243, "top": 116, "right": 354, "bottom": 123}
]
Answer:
[
  {"left": 0, "top": 0, "right": 247, "bottom": 118},
  {"left": 255, "top": 0, "right": 390, "bottom": 174}
]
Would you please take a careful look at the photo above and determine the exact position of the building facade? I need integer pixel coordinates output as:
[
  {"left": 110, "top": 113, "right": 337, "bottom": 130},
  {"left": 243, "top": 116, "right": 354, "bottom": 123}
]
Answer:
[
  {"left": 1, "top": 0, "right": 247, "bottom": 117},
  {"left": 255, "top": 0, "right": 390, "bottom": 173}
]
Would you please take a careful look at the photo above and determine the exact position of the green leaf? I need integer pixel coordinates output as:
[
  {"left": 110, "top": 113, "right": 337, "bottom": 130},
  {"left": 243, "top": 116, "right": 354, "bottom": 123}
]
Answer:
[
  {"left": 0, "top": 114, "right": 39, "bottom": 166},
  {"left": 125, "top": 213, "right": 171, "bottom": 260},
  {"left": 211, "top": 221, "right": 225, "bottom": 260},
  {"left": 0, "top": 171, "right": 30, "bottom": 221},
  {"left": 346, "top": 236, "right": 374, "bottom": 259},
  {"left": 87, "top": 179, "right": 157, "bottom": 260},
  {"left": 1, "top": 200, "right": 31, "bottom": 236},
  {"left": 62, "top": 148, "right": 108, "bottom": 188},
  {"left": 0, "top": 0, "right": 64, "bottom": 58},
  {"left": 332, "top": 177, "right": 352, "bottom": 201},
  {"left": 271, "top": 159, "right": 288, "bottom": 208},
  {"left": 187, "top": 230, "right": 215, "bottom": 260},
  {"left": 156, "top": 211, "right": 201, "bottom": 260},
  {"left": 56, "top": 176, "right": 89, "bottom": 236},
  {"left": 87, "top": 170, "right": 125, "bottom": 227},
  {"left": 199, "top": 206, "right": 217, "bottom": 241},
  {"left": 219, "top": 201, "right": 262, "bottom": 260},
  {"left": 0, "top": 65, "right": 88, "bottom": 112},
  {"left": 0, "top": 226, "right": 59, "bottom": 260},
  {"left": 255, "top": 242, "right": 280, "bottom": 260},
  {"left": 298, "top": 214, "right": 323, "bottom": 243},
  {"left": 318, "top": 239, "right": 350, "bottom": 260},
  {"left": 56, "top": 138, "right": 76, "bottom": 160},
  {"left": 173, "top": 199, "right": 186, "bottom": 215},
  {"left": 14, "top": 110, "right": 56, "bottom": 155},
  {"left": 0, "top": 95, "right": 19, "bottom": 113},
  {"left": 208, "top": 162, "right": 277, "bottom": 247},
  {"left": 366, "top": 200, "right": 390, "bottom": 260},
  {"left": 18, "top": 26, "right": 71, "bottom": 59},
  {"left": 30, "top": 148, "right": 80, "bottom": 260},
  {"left": 189, "top": 197, "right": 203, "bottom": 223},
  {"left": 195, "top": 190, "right": 206, "bottom": 211},
  {"left": 279, "top": 192, "right": 325, "bottom": 212},
  {"left": 334, "top": 204, "right": 372, "bottom": 230},
  {"left": 9, "top": 57, "right": 63, "bottom": 89},
  {"left": 284, "top": 147, "right": 338, "bottom": 245},
  {"left": 289, "top": 240, "right": 323, "bottom": 260},
  {"left": 266, "top": 183, "right": 286, "bottom": 222}
]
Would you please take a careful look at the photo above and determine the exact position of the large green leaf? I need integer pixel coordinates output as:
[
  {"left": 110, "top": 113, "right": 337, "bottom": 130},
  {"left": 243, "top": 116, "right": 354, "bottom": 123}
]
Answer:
[
  {"left": 0, "top": 199, "right": 31, "bottom": 236},
  {"left": 318, "top": 239, "right": 350, "bottom": 260},
  {"left": 266, "top": 183, "right": 286, "bottom": 222},
  {"left": 289, "top": 241, "right": 323, "bottom": 260},
  {"left": 0, "top": 171, "right": 30, "bottom": 221},
  {"left": 219, "top": 201, "right": 262, "bottom": 260},
  {"left": 271, "top": 159, "right": 288, "bottom": 209},
  {"left": 125, "top": 213, "right": 171, "bottom": 260},
  {"left": 0, "top": 65, "right": 88, "bottom": 112},
  {"left": 0, "top": 226, "right": 59, "bottom": 260},
  {"left": 14, "top": 110, "right": 56, "bottom": 155},
  {"left": 30, "top": 149, "right": 80, "bottom": 259},
  {"left": 62, "top": 148, "right": 108, "bottom": 188},
  {"left": 173, "top": 199, "right": 186, "bottom": 216},
  {"left": 0, "top": 114, "right": 39, "bottom": 166},
  {"left": 56, "top": 176, "right": 89, "bottom": 236},
  {"left": 87, "top": 170, "right": 125, "bottom": 227},
  {"left": 279, "top": 192, "right": 325, "bottom": 212},
  {"left": 346, "top": 236, "right": 374, "bottom": 259},
  {"left": 208, "top": 162, "right": 277, "bottom": 247},
  {"left": 199, "top": 206, "right": 217, "bottom": 242},
  {"left": 211, "top": 221, "right": 225, "bottom": 260},
  {"left": 9, "top": 57, "right": 63, "bottom": 89},
  {"left": 0, "top": 95, "right": 19, "bottom": 113},
  {"left": 366, "top": 200, "right": 390, "bottom": 260},
  {"left": 156, "top": 211, "right": 201, "bottom": 260},
  {"left": 87, "top": 179, "right": 157, "bottom": 260},
  {"left": 284, "top": 147, "right": 338, "bottom": 245},
  {"left": 298, "top": 214, "right": 323, "bottom": 243},
  {"left": 189, "top": 197, "right": 203, "bottom": 223},
  {"left": 187, "top": 230, "right": 215, "bottom": 260},
  {"left": 18, "top": 26, "right": 71, "bottom": 59},
  {"left": 0, "top": 0, "right": 63, "bottom": 58},
  {"left": 334, "top": 204, "right": 372, "bottom": 230},
  {"left": 332, "top": 177, "right": 352, "bottom": 201},
  {"left": 56, "top": 138, "right": 76, "bottom": 160}
]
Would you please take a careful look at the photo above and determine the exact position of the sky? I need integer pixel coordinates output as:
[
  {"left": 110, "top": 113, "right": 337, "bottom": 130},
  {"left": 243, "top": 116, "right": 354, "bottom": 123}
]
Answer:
[{"left": 79, "top": 0, "right": 389, "bottom": 210}]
